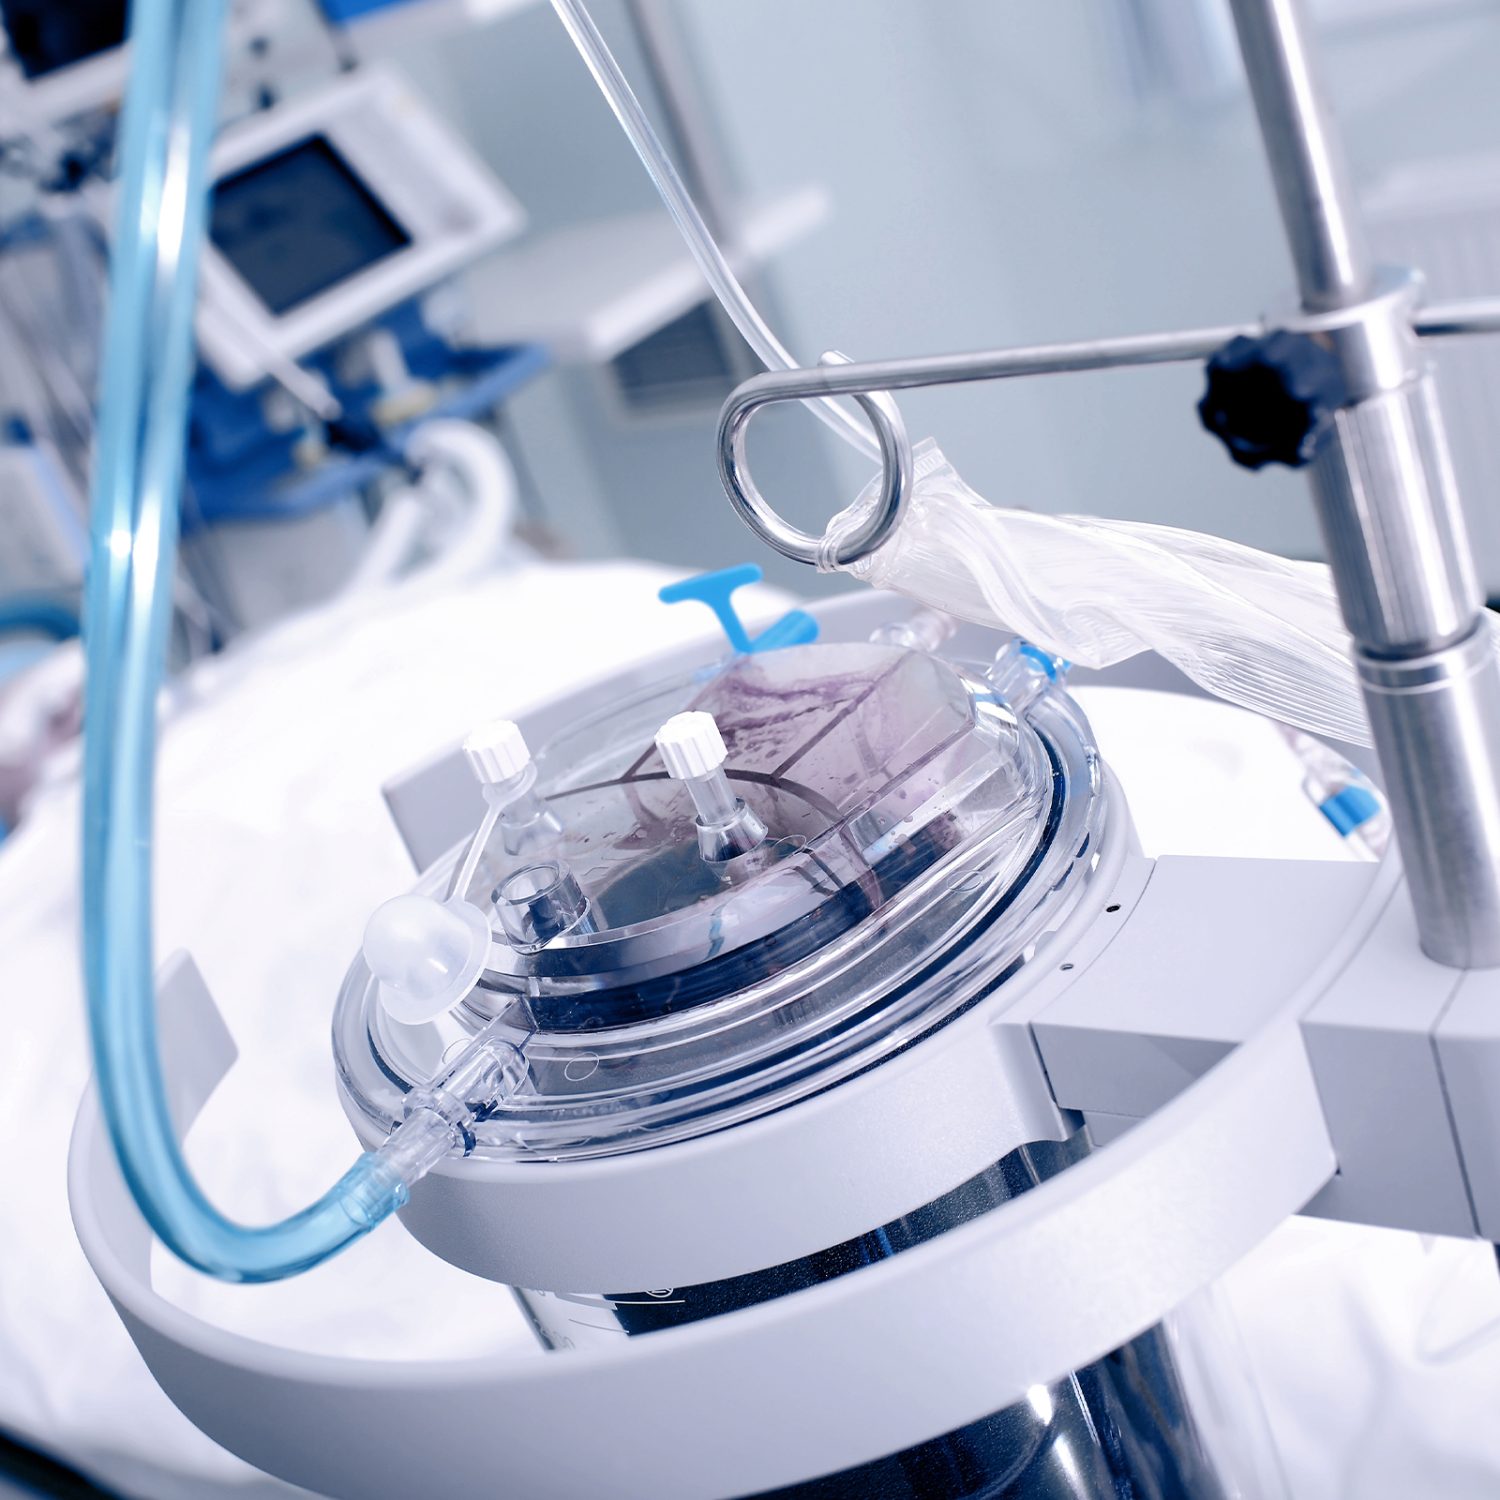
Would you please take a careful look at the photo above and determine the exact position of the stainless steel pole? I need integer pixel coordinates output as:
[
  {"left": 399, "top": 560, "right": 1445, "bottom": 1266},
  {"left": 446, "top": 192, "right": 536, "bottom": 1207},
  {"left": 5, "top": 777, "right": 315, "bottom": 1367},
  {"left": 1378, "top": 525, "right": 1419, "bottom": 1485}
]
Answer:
[
  {"left": 1227, "top": 0, "right": 1370, "bottom": 311},
  {"left": 1229, "top": 0, "right": 1500, "bottom": 966}
]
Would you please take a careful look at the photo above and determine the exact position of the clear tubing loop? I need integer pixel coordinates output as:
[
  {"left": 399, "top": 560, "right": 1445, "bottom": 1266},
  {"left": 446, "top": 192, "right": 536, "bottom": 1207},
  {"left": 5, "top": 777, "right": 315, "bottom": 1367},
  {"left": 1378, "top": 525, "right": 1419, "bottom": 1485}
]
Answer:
[{"left": 718, "top": 375, "right": 912, "bottom": 568}]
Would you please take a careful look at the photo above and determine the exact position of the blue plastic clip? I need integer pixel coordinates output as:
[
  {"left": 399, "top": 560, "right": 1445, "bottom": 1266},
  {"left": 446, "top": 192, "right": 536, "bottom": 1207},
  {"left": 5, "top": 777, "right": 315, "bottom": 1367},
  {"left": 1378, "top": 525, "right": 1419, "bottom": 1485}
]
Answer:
[
  {"left": 1319, "top": 783, "right": 1381, "bottom": 837},
  {"left": 659, "top": 564, "right": 819, "bottom": 654}
]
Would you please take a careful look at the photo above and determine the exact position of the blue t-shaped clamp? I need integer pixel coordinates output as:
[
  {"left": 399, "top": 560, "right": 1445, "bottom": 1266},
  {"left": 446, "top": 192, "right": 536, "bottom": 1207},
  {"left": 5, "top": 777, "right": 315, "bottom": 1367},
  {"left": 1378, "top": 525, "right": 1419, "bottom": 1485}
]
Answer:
[{"left": 659, "top": 564, "right": 819, "bottom": 654}]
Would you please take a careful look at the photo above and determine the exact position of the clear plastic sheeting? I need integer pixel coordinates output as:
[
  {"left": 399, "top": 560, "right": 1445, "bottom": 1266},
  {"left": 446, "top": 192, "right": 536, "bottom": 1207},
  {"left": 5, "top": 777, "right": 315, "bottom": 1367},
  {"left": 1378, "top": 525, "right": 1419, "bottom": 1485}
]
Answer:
[{"left": 831, "top": 440, "right": 1377, "bottom": 745}]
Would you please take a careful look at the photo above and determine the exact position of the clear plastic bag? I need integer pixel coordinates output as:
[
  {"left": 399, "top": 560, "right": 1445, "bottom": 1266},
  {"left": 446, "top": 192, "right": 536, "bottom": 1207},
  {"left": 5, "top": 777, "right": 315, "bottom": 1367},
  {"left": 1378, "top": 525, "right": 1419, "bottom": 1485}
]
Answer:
[{"left": 835, "top": 440, "right": 1378, "bottom": 744}]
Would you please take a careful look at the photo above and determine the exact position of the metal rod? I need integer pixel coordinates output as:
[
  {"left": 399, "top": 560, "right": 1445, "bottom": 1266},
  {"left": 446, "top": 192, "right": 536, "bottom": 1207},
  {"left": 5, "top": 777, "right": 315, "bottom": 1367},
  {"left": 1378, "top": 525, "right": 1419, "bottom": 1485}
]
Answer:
[
  {"left": 719, "top": 293, "right": 1500, "bottom": 434},
  {"left": 1415, "top": 298, "right": 1500, "bottom": 339},
  {"left": 1227, "top": 0, "right": 1372, "bottom": 310},
  {"left": 723, "top": 324, "right": 1257, "bottom": 410},
  {"left": 715, "top": 294, "right": 1500, "bottom": 580}
]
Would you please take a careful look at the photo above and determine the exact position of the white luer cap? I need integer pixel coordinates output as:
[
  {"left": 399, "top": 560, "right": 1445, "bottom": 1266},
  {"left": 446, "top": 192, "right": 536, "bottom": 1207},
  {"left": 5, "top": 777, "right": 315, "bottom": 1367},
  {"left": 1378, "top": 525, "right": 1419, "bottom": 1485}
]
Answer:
[
  {"left": 655, "top": 710, "right": 728, "bottom": 780},
  {"left": 463, "top": 718, "right": 530, "bottom": 785}
]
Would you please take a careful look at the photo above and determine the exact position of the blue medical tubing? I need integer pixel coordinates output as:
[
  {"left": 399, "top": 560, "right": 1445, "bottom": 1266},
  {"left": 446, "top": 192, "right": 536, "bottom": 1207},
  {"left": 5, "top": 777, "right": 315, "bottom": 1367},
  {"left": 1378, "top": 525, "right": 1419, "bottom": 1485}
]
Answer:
[
  {"left": 80, "top": 0, "right": 417, "bottom": 1282},
  {"left": 0, "top": 596, "right": 80, "bottom": 640}
]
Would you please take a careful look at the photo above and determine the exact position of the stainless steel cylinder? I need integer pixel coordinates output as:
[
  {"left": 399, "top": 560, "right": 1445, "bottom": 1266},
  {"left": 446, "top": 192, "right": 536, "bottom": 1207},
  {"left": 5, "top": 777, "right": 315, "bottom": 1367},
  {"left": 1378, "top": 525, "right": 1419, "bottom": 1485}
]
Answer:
[
  {"left": 1360, "top": 627, "right": 1500, "bottom": 967},
  {"left": 1304, "top": 312, "right": 1500, "bottom": 969},
  {"left": 515, "top": 1138, "right": 1234, "bottom": 1499},
  {"left": 1297, "top": 293, "right": 1500, "bottom": 967},
  {"left": 1309, "top": 374, "right": 1482, "bottom": 651}
]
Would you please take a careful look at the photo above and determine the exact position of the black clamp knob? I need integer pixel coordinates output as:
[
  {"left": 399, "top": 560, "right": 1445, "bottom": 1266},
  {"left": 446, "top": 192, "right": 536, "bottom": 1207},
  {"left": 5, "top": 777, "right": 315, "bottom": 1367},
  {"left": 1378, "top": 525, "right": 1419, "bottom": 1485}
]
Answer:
[{"left": 1197, "top": 329, "right": 1348, "bottom": 470}]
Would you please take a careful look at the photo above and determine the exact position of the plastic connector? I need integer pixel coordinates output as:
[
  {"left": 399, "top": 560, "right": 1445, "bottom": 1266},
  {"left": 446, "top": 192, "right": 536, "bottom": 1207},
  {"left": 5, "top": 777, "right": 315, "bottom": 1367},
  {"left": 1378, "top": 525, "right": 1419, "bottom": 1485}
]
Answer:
[
  {"left": 343, "top": 1021, "right": 530, "bottom": 1225},
  {"left": 461, "top": 718, "right": 562, "bottom": 863},
  {"left": 494, "top": 860, "right": 595, "bottom": 952},
  {"left": 464, "top": 718, "right": 532, "bottom": 786},
  {"left": 870, "top": 609, "right": 957, "bottom": 654},
  {"left": 658, "top": 563, "right": 819, "bottom": 654},
  {"left": 656, "top": 710, "right": 767, "bottom": 862},
  {"left": 656, "top": 709, "right": 730, "bottom": 782},
  {"left": 988, "top": 640, "right": 1067, "bottom": 714},
  {"left": 1276, "top": 723, "right": 1391, "bottom": 861}
]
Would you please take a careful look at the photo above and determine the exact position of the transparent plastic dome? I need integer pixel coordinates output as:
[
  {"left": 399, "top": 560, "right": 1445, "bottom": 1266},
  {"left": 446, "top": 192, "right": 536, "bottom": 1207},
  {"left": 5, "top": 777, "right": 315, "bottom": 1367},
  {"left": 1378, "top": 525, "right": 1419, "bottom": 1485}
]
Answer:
[{"left": 334, "top": 638, "right": 1107, "bottom": 1160}]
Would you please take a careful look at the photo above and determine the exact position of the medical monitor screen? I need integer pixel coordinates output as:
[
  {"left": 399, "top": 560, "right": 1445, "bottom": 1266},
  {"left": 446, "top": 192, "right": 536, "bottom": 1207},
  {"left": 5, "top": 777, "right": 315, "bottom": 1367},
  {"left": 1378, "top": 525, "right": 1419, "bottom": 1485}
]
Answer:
[
  {"left": 209, "top": 135, "right": 411, "bottom": 318},
  {"left": 0, "top": 0, "right": 127, "bottom": 79}
]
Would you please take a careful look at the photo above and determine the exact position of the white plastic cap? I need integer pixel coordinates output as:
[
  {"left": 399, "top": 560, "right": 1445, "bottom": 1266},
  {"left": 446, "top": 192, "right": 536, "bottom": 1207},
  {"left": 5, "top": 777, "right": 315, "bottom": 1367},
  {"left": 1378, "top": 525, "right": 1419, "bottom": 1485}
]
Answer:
[
  {"left": 655, "top": 710, "right": 728, "bottom": 780},
  {"left": 464, "top": 718, "right": 530, "bottom": 785},
  {"left": 363, "top": 893, "right": 491, "bottom": 1025}
]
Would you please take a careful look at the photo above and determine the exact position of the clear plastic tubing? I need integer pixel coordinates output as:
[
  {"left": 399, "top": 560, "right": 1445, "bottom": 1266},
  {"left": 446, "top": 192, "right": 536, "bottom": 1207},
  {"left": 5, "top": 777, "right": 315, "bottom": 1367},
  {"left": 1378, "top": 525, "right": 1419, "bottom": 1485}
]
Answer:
[
  {"left": 547, "top": 0, "right": 878, "bottom": 462},
  {"left": 80, "top": 0, "right": 482, "bottom": 1282}
]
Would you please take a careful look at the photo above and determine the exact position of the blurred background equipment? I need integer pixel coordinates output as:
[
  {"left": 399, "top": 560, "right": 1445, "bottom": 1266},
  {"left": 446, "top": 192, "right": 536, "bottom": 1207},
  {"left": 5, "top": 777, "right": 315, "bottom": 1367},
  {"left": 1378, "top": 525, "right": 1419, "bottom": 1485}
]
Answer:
[
  {"left": 0, "top": 0, "right": 836, "bottom": 667},
  {"left": 181, "top": 62, "right": 535, "bottom": 631}
]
